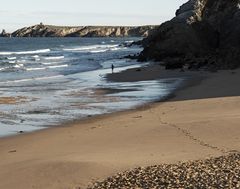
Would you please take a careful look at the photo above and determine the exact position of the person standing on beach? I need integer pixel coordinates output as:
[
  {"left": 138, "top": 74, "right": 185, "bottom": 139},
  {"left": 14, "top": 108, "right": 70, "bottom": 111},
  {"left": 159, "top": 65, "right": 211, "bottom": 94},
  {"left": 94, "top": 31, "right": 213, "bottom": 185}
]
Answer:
[{"left": 111, "top": 64, "right": 114, "bottom": 73}]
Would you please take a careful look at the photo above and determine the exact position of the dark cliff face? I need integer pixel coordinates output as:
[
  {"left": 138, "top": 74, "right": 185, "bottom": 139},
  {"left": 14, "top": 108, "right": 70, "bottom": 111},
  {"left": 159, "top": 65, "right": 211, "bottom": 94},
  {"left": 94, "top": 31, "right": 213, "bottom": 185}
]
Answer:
[
  {"left": 11, "top": 25, "right": 156, "bottom": 38},
  {"left": 139, "top": 0, "right": 240, "bottom": 70}
]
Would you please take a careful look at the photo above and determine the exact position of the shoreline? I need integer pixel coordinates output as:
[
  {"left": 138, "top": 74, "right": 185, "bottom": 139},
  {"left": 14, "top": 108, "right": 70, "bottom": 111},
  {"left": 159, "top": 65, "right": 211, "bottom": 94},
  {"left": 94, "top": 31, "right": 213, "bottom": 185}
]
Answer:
[
  {"left": 0, "top": 63, "right": 202, "bottom": 140},
  {"left": 0, "top": 66, "right": 240, "bottom": 189}
]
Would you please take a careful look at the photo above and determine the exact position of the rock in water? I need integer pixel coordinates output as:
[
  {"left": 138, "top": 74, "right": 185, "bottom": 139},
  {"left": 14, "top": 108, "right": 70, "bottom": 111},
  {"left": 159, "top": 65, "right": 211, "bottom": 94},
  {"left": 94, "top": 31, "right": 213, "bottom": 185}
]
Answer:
[{"left": 139, "top": 0, "right": 240, "bottom": 70}]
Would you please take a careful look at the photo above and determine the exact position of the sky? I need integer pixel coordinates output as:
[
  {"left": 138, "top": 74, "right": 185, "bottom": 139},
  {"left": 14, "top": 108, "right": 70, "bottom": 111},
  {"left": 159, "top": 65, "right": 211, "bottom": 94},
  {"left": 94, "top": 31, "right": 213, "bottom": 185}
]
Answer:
[{"left": 0, "top": 0, "right": 187, "bottom": 32}]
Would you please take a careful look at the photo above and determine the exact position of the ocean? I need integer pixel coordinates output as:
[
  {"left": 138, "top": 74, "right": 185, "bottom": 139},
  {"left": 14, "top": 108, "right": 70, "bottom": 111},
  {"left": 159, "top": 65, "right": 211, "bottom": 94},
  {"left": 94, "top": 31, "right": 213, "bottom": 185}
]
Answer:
[{"left": 0, "top": 37, "right": 183, "bottom": 137}]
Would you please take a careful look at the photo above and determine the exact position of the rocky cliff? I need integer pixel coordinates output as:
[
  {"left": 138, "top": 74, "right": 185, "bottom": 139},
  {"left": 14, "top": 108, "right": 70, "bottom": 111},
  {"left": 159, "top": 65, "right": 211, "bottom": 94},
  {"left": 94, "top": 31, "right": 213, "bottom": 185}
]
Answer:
[
  {"left": 139, "top": 0, "right": 240, "bottom": 70},
  {"left": 11, "top": 24, "right": 155, "bottom": 37}
]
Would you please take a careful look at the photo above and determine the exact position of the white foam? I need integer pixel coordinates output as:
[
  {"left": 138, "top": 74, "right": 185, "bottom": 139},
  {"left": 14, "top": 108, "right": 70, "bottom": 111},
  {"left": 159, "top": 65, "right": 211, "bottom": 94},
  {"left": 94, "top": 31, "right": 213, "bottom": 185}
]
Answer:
[
  {"left": 17, "top": 60, "right": 27, "bottom": 63},
  {"left": 0, "top": 49, "right": 50, "bottom": 55},
  {"left": 32, "top": 55, "right": 39, "bottom": 58},
  {"left": 26, "top": 64, "right": 68, "bottom": 71},
  {"left": 44, "top": 56, "right": 64, "bottom": 60},
  {"left": 26, "top": 67, "right": 46, "bottom": 71},
  {"left": 125, "top": 40, "right": 134, "bottom": 43},
  {"left": 48, "top": 64, "right": 68, "bottom": 69},
  {"left": 14, "top": 64, "right": 23, "bottom": 68},
  {"left": 63, "top": 44, "right": 118, "bottom": 52},
  {"left": 110, "top": 47, "right": 127, "bottom": 51},
  {"left": 7, "top": 57, "right": 17, "bottom": 60},
  {"left": 90, "top": 49, "right": 108, "bottom": 53},
  {"left": 42, "top": 62, "right": 59, "bottom": 65},
  {"left": 0, "top": 75, "right": 64, "bottom": 84},
  {"left": 32, "top": 55, "right": 40, "bottom": 61}
]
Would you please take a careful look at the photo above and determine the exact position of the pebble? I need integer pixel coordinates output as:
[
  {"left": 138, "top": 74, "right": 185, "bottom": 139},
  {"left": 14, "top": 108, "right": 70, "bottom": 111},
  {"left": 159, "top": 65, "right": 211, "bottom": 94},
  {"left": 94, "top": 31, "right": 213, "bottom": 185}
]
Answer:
[{"left": 87, "top": 153, "right": 240, "bottom": 189}]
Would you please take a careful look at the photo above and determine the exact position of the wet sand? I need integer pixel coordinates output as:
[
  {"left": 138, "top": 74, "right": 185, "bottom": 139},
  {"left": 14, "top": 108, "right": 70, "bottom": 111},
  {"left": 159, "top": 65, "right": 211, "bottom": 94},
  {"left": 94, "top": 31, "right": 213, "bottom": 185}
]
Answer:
[
  {"left": 0, "top": 96, "right": 29, "bottom": 104},
  {"left": 107, "top": 63, "right": 200, "bottom": 82},
  {"left": 0, "top": 66, "right": 240, "bottom": 189}
]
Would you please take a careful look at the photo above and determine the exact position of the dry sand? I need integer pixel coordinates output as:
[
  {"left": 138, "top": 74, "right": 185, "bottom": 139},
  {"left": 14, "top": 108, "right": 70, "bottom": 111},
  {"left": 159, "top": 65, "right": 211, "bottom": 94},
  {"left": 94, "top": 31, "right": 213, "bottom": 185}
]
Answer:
[{"left": 0, "top": 67, "right": 240, "bottom": 189}]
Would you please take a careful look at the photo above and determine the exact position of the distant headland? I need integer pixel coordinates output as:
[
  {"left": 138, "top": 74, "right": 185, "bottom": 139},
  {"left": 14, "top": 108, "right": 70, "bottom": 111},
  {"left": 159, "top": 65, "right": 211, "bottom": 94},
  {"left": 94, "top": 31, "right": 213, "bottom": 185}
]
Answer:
[{"left": 0, "top": 23, "right": 156, "bottom": 37}]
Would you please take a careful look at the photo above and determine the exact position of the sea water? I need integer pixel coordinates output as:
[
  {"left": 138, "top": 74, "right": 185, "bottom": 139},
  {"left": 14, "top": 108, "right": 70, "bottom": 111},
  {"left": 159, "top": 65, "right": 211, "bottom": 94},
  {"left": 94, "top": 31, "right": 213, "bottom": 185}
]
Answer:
[{"left": 0, "top": 37, "right": 183, "bottom": 137}]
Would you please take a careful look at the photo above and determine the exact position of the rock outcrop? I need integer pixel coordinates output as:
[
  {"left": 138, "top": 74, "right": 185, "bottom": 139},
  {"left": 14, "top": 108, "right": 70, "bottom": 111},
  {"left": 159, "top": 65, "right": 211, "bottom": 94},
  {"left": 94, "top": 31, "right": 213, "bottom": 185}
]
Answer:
[
  {"left": 11, "top": 24, "right": 155, "bottom": 38},
  {"left": 0, "top": 29, "right": 11, "bottom": 37},
  {"left": 139, "top": 0, "right": 240, "bottom": 70}
]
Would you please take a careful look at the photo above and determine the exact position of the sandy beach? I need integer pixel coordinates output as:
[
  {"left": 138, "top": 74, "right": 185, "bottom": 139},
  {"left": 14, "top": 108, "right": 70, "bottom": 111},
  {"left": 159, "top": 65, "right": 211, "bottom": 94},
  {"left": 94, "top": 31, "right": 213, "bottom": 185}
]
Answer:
[{"left": 0, "top": 66, "right": 240, "bottom": 189}]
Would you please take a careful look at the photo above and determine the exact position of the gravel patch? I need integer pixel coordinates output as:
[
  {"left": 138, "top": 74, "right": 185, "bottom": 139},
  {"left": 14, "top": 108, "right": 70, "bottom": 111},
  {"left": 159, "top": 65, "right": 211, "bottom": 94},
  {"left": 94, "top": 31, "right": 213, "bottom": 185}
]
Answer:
[{"left": 87, "top": 153, "right": 240, "bottom": 189}]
